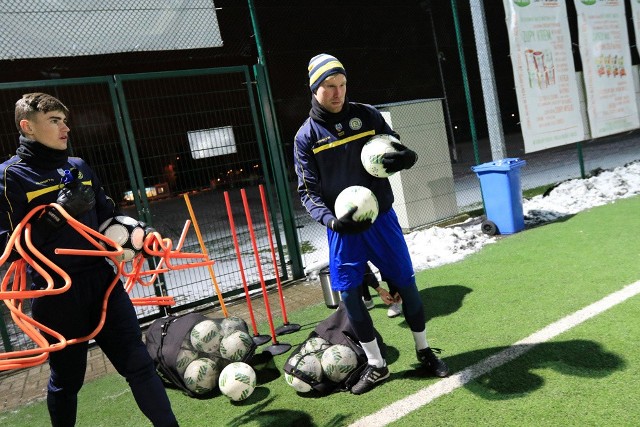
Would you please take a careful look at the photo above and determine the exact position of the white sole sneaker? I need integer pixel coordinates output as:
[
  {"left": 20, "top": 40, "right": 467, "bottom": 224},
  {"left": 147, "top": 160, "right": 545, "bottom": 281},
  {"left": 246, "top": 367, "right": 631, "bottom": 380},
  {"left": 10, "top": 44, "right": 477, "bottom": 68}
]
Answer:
[{"left": 387, "top": 302, "right": 402, "bottom": 318}]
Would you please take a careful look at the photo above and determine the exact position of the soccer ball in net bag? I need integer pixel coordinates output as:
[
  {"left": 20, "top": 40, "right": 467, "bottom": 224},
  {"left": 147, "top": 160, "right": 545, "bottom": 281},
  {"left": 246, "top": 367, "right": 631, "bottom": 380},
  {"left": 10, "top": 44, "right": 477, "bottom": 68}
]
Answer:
[
  {"left": 320, "top": 344, "right": 359, "bottom": 383},
  {"left": 284, "top": 352, "right": 323, "bottom": 393},
  {"left": 182, "top": 357, "right": 220, "bottom": 395},
  {"left": 190, "top": 319, "right": 223, "bottom": 355}
]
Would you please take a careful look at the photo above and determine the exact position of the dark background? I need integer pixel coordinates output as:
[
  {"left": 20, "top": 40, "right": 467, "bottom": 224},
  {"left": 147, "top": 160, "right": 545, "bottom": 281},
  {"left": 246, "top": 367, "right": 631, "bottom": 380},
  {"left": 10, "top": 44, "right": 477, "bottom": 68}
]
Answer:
[{"left": 1, "top": 0, "right": 638, "bottom": 156}]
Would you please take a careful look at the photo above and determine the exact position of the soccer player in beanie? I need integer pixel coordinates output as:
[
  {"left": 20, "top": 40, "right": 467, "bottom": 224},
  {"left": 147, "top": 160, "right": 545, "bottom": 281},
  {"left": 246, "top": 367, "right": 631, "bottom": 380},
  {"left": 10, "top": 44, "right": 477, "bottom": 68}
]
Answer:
[
  {"left": 294, "top": 54, "right": 450, "bottom": 394},
  {"left": 0, "top": 93, "right": 179, "bottom": 426}
]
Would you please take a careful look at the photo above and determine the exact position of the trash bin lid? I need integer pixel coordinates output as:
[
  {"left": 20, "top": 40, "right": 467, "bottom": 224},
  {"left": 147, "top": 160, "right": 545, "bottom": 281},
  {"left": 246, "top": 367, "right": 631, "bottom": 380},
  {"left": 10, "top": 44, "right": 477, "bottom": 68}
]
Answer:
[{"left": 471, "top": 158, "right": 526, "bottom": 173}]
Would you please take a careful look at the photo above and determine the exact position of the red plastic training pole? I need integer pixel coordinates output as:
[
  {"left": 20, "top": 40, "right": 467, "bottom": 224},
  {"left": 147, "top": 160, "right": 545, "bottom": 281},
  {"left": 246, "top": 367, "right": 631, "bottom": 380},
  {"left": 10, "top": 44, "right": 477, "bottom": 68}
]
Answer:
[
  {"left": 258, "top": 184, "right": 289, "bottom": 324},
  {"left": 223, "top": 191, "right": 260, "bottom": 337},
  {"left": 240, "top": 188, "right": 278, "bottom": 344}
]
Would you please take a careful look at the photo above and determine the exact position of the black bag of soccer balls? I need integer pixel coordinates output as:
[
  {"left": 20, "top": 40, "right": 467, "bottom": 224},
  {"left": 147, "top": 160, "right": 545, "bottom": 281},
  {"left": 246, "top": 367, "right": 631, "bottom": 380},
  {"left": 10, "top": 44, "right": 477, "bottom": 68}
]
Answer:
[
  {"left": 146, "top": 312, "right": 256, "bottom": 398},
  {"left": 283, "top": 302, "right": 386, "bottom": 394}
]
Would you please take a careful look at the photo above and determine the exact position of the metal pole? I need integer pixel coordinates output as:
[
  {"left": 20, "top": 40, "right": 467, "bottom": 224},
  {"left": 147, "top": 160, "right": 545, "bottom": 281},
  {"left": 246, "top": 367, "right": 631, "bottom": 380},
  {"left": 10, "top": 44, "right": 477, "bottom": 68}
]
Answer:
[
  {"left": 450, "top": 0, "right": 481, "bottom": 165},
  {"left": 427, "top": 6, "right": 458, "bottom": 163},
  {"left": 576, "top": 142, "right": 586, "bottom": 179},
  {"left": 469, "top": 0, "right": 507, "bottom": 161},
  {"left": 247, "top": 0, "right": 304, "bottom": 279}
]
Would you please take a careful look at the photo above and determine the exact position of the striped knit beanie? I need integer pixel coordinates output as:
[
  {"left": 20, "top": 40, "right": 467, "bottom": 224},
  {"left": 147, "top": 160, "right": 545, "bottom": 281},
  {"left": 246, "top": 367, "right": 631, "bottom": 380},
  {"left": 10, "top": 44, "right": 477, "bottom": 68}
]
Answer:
[{"left": 308, "top": 53, "right": 346, "bottom": 92}]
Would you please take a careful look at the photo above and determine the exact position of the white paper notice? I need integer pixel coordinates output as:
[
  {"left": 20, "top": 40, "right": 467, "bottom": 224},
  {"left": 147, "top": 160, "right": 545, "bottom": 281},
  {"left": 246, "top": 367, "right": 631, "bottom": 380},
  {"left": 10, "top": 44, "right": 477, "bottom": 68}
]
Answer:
[
  {"left": 503, "top": 0, "right": 585, "bottom": 153},
  {"left": 575, "top": 0, "right": 639, "bottom": 138}
]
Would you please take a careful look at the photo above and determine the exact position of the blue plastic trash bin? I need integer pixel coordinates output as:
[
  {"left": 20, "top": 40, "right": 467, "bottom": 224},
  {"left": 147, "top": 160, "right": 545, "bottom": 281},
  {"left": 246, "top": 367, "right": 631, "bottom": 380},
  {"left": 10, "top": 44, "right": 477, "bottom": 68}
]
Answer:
[{"left": 471, "top": 158, "right": 527, "bottom": 235}]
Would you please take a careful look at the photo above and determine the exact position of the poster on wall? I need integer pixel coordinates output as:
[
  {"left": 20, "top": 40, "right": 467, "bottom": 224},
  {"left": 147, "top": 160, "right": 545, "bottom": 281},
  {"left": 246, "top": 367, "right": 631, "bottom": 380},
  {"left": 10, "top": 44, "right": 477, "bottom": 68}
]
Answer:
[
  {"left": 503, "top": 0, "right": 585, "bottom": 153},
  {"left": 574, "top": 0, "right": 639, "bottom": 138}
]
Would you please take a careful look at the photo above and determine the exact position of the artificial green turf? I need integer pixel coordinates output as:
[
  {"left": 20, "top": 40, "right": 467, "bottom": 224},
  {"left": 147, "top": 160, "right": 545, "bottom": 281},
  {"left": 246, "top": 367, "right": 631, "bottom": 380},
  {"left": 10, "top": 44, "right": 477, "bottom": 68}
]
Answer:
[{"left": 2, "top": 196, "right": 639, "bottom": 426}]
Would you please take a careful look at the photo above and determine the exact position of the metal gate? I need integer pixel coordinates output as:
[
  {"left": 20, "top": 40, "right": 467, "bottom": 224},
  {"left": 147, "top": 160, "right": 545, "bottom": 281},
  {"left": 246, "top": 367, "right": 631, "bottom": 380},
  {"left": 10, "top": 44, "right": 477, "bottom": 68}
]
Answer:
[{"left": 0, "top": 67, "right": 289, "bottom": 333}]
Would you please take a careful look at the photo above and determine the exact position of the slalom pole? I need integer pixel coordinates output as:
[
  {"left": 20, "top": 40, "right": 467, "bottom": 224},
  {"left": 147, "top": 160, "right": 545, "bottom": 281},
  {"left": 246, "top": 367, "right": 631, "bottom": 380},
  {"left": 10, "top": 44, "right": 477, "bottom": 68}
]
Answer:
[
  {"left": 241, "top": 188, "right": 291, "bottom": 355},
  {"left": 183, "top": 194, "right": 228, "bottom": 317},
  {"left": 223, "top": 191, "right": 270, "bottom": 346},
  {"left": 258, "top": 184, "right": 300, "bottom": 335}
]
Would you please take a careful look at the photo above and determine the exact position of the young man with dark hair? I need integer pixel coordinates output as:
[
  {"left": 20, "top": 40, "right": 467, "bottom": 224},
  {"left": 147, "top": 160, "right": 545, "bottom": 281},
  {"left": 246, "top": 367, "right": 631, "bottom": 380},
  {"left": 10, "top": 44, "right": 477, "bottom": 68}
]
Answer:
[{"left": 1, "top": 93, "right": 178, "bottom": 426}]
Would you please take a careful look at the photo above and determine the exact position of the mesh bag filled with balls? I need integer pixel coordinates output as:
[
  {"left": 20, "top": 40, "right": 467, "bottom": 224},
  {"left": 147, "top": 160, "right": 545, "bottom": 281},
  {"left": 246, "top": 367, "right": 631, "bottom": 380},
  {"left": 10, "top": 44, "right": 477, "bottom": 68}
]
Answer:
[
  {"left": 146, "top": 313, "right": 211, "bottom": 397},
  {"left": 283, "top": 302, "right": 386, "bottom": 394},
  {"left": 146, "top": 314, "right": 256, "bottom": 397}
]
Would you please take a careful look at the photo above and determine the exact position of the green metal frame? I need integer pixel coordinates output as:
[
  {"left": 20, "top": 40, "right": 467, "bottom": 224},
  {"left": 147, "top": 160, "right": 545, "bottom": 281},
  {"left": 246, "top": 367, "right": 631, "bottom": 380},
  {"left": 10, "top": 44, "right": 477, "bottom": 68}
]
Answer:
[
  {"left": 248, "top": 0, "right": 304, "bottom": 279},
  {"left": 0, "top": 64, "right": 299, "bottom": 344},
  {"left": 253, "top": 64, "right": 303, "bottom": 280}
]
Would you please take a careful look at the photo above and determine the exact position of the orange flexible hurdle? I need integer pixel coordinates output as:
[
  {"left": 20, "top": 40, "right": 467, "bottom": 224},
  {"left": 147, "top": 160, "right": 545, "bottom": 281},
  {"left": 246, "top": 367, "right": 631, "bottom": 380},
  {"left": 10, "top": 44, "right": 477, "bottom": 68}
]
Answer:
[{"left": 0, "top": 203, "right": 215, "bottom": 371}]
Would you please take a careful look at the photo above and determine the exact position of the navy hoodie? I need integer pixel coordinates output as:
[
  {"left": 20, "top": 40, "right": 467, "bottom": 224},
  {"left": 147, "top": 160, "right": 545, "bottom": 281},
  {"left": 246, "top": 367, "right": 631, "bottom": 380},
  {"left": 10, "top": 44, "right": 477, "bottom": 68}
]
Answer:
[
  {"left": 0, "top": 138, "right": 118, "bottom": 283},
  {"left": 293, "top": 101, "right": 399, "bottom": 226}
]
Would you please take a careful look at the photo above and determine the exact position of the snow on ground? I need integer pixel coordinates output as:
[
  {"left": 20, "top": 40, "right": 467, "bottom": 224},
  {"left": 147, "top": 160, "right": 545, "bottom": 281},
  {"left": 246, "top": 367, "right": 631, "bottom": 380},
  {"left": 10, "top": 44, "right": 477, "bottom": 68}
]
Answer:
[{"left": 306, "top": 160, "right": 640, "bottom": 279}]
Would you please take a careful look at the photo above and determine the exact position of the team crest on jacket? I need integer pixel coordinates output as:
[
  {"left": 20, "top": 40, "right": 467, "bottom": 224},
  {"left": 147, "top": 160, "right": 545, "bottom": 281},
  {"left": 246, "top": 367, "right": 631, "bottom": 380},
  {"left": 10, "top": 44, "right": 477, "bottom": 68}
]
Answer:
[
  {"left": 349, "top": 118, "right": 362, "bottom": 130},
  {"left": 335, "top": 123, "right": 343, "bottom": 132}
]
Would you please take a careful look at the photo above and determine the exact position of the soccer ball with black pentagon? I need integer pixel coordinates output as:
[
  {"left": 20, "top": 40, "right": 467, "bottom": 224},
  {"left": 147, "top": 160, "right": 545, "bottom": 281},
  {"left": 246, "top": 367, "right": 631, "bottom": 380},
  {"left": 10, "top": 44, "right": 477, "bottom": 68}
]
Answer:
[{"left": 99, "top": 215, "right": 145, "bottom": 262}]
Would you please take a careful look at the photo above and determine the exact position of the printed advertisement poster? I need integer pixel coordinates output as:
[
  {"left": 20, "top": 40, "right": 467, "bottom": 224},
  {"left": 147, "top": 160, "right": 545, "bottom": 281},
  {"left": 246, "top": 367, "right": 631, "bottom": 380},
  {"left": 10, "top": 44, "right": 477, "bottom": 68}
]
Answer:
[
  {"left": 503, "top": 0, "right": 585, "bottom": 153},
  {"left": 575, "top": 0, "right": 639, "bottom": 138}
]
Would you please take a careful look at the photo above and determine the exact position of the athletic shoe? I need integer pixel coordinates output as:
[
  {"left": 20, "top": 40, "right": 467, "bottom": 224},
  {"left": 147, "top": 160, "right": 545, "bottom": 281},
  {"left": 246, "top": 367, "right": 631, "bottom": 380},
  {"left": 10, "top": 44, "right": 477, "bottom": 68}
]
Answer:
[
  {"left": 350, "top": 364, "right": 390, "bottom": 395},
  {"left": 363, "top": 298, "right": 375, "bottom": 310},
  {"left": 387, "top": 302, "right": 402, "bottom": 318},
  {"left": 416, "top": 347, "right": 449, "bottom": 377}
]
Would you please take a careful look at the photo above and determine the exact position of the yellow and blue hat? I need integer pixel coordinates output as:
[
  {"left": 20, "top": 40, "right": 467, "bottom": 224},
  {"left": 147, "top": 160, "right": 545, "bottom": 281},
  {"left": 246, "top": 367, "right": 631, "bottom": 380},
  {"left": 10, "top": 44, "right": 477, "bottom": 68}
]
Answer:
[{"left": 308, "top": 53, "right": 346, "bottom": 92}]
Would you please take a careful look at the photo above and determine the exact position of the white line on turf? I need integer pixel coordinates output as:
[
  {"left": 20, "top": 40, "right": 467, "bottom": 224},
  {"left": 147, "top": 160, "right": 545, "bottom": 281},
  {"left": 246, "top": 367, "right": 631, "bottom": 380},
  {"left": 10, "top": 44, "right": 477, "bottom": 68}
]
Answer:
[{"left": 349, "top": 280, "right": 640, "bottom": 427}]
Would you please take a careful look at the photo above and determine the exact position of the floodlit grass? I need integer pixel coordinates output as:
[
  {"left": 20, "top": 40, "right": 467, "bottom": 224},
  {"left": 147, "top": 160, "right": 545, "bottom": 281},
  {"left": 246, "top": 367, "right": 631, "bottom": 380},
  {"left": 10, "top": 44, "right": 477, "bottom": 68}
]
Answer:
[{"left": 2, "top": 196, "right": 640, "bottom": 426}]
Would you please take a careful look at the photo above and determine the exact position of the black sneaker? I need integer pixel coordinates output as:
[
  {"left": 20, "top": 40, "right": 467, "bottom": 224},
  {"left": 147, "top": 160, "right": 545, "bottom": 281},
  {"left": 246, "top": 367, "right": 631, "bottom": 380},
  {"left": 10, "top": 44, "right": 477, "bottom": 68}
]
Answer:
[
  {"left": 416, "top": 347, "right": 450, "bottom": 377},
  {"left": 350, "top": 364, "right": 390, "bottom": 395}
]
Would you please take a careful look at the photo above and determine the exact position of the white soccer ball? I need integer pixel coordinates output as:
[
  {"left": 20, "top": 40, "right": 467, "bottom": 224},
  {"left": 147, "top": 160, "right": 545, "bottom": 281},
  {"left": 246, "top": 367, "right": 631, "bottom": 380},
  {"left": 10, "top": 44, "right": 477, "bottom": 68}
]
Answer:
[
  {"left": 301, "top": 336, "right": 331, "bottom": 361},
  {"left": 190, "top": 320, "right": 223, "bottom": 355},
  {"left": 320, "top": 344, "right": 359, "bottom": 383},
  {"left": 183, "top": 357, "right": 220, "bottom": 395},
  {"left": 361, "top": 134, "right": 401, "bottom": 178},
  {"left": 220, "top": 330, "right": 254, "bottom": 362},
  {"left": 218, "top": 362, "right": 257, "bottom": 401},
  {"left": 99, "top": 215, "right": 145, "bottom": 262},
  {"left": 221, "top": 316, "right": 249, "bottom": 337},
  {"left": 284, "top": 352, "right": 323, "bottom": 393},
  {"left": 334, "top": 186, "right": 379, "bottom": 223},
  {"left": 175, "top": 343, "right": 199, "bottom": 377}
]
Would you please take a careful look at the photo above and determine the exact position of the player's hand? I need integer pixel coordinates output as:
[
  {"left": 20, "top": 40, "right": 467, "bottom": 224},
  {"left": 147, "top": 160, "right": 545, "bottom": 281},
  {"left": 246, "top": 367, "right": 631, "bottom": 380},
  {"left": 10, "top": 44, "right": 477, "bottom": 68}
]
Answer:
[
  {"left": 377, "top": 287, "right": 395, "bottom": 305},
  {"left": 382, "top": 142, "right": 418, "bottom": 173},
  {"left": 391, "top": 293, "right": 402, "bottom": 304},
  {"left": 327, "top": 206, "right": 372, "bottom": 234},
  {"left": 56, "top": 184, "right": 96, "bottom": 218},
  {"left": 38, "top": 184, "right": 96, "bottom": 230}
]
